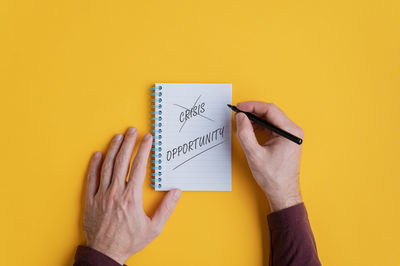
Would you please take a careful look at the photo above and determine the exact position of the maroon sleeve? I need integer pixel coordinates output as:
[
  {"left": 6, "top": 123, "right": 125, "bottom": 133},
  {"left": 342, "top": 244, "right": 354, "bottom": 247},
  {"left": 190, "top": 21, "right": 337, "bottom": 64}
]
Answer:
[
  {"left": 74, "top": 246, "right": 126, "bottom": 266},
  {"left": 267, "top": 203, "right": 321, "bottom": 266}
]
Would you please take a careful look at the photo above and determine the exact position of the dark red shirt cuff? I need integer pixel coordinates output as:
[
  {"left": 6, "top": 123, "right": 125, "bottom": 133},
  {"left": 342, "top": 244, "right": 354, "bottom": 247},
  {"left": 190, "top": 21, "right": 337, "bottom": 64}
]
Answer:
[
  {"left": 74, "top": 245, "right": 126, "bottom": 266},
  {"left": 267, "top": 202, "right": 308, "bottom": 230}
]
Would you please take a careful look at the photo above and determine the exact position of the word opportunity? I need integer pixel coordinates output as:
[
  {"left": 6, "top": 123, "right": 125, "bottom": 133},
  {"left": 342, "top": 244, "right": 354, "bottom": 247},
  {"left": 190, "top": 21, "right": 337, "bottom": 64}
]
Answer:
[{"left": 165, "top": 126, "right": 225, "bottom": 167}]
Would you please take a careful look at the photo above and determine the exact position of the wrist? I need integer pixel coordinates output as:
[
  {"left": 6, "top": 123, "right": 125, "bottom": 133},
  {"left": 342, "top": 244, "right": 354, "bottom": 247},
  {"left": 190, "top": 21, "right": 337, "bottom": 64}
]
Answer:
[
  {"left": 88, "top": 242, "right": 127, "bottom": 265},
  {"left": 264, "top": 188, "right": 303, "bottom": 212}
]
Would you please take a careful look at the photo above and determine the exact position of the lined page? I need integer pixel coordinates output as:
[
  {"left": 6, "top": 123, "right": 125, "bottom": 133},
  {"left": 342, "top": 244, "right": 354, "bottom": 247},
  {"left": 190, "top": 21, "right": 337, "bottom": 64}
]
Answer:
[{"left": 155, "top": 83, "right": 232, "bottom": 191}]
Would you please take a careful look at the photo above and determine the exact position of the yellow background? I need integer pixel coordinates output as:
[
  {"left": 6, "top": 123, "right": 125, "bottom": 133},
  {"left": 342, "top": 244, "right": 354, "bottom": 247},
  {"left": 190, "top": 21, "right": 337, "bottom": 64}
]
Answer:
[{"left": 1, "top": 0, "right": 399, "bottom": 265}]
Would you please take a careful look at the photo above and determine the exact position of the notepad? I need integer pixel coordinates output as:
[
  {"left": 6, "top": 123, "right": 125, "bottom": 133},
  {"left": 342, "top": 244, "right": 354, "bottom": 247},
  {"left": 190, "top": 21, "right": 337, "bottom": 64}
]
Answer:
[{"left": 151, "top": 83, "right": 232, "bottom": 191}]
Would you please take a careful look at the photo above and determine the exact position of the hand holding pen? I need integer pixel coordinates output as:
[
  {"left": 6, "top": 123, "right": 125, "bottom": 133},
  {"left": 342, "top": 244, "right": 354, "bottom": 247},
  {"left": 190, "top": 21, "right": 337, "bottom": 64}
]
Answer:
[
  {"left": 232, "top": 101, "right": 304, "bottom": 212},
  {"left": 228, "top": 104, "right": 303, "bottom": 145}
]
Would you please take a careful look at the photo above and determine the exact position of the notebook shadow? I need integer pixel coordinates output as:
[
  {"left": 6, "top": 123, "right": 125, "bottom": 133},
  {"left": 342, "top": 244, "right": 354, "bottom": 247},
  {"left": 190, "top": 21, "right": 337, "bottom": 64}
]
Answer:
[
  {"left": 63, "top": 163, "right": 88, "bottom": 266},
  {"left": 255, "top": 185, "right": 271, "bottom": 266}
]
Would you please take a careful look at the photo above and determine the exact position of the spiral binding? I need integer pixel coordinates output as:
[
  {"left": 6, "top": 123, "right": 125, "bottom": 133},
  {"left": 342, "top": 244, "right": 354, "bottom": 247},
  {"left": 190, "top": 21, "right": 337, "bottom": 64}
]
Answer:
[{"left": 150, "top": 86, "right": 163, "bottom": 189}]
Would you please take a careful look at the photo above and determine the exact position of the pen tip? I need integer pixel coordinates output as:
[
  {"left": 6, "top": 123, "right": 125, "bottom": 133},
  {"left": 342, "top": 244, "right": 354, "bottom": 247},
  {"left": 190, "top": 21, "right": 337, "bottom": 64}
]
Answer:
[{"left": 227, "top": 104, "right": 232, "bottom": 108}]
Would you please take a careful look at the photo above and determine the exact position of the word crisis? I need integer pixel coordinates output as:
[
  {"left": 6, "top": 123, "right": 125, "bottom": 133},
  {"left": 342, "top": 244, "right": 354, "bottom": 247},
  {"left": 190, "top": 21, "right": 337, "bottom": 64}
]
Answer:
[{"left": 179, "top": 102, "right": 206, "bottom": 123}]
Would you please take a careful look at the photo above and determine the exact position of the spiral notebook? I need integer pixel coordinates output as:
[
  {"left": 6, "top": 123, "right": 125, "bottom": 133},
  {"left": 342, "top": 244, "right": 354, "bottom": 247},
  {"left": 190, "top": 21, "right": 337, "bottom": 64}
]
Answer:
[{"left": 150, "top": 83, "right": 232, "bottom": 191}]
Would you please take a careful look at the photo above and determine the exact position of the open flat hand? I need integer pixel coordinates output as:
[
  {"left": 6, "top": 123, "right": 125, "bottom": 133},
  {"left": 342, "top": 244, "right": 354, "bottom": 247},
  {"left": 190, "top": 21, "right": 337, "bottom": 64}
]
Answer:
[{"left": 83, "top": 127, "right": 181, "bottom": 264}]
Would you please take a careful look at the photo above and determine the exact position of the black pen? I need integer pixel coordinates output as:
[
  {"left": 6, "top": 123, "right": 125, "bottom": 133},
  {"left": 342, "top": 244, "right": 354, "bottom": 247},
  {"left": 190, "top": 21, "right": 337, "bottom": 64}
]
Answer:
[{"left": 227, "top": 104, "right": 303, "bottom": 145}]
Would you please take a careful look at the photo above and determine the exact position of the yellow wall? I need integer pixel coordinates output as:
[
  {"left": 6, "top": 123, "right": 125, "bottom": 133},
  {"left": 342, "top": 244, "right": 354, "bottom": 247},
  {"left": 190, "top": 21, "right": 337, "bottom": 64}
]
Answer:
[{"left": 1, "top": 0, "right": 399, "bottom": 265}]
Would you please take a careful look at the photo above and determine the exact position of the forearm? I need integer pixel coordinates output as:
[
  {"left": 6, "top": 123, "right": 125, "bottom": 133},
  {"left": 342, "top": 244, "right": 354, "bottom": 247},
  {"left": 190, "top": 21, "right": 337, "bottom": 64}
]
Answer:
[{"left": 268, "top": 203, "right": 321, "bottom": 266}]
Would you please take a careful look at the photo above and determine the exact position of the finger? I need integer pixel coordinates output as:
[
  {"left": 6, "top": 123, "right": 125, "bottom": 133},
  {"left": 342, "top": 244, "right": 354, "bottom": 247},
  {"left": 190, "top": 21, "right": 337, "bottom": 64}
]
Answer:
[
  {"left": 250, "top": 120, "right": 272, "bottom": 136},
  {"left": 152, "top": 189, "right": 181, "bottom": 232},
  {"left": 86, "top": 152, "right": 102, "bottom": 203},
  {"left": 99, "top": 134, "right": 123, "bottom": 192},
  {"left": 110, "top": 127, "right": 138, "bottom": 190},
  {"left": 236, "top": 112, "right": 260, "bottom": 154},
  {"left": 237, "top": 101, "right": 304, "bottom": 139},
  {"left": 126, "top": 133, "right": 153, "bottom": 200},
  {"left": 237, "top": 101, "right": 295, "bottom": 130}
]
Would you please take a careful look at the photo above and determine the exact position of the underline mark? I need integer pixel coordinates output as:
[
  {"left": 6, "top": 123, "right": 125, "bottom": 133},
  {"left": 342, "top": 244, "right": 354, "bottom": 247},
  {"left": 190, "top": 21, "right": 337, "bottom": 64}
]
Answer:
[{"left": 172, "top": 141, "right": 225, "bottom": 170}]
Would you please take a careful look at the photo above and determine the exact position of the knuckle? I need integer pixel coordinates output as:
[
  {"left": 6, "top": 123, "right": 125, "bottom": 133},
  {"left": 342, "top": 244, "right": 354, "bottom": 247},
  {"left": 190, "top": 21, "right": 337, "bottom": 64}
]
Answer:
[
  {"left": 126, "top": 184, "right": 142, "bottom": 204},
  {"left": 120, "top": 198, "right": 129, "bottom": 210},
  {"left": 108, "top": 186, "right": 119, "bottom": 201},
  {"left": 103, "top": 161, "right": 112, "bottom": 173},
  {"left": 297, "top": 127, "right": 304, "bottom": 138},
  {"left": 236, "top": 130, "right": 242, "bottom": 139},
  {"left": 121, "top": 192, "right": 131, "bottom": 207},
  {"left": 114, "top": 155, "right": 124, "bottom": 167},
  {"left": 237, "top": 128, "right": 247, "bottom": 140},
  {"left": 293, "top": 125, "right": 304, "bottom": 138},
  {"left": 85, "top": 198, "right": 94, "bottom": 207},
  {"left": 163, "top": 201, "right": 173, "bottom": 214},
  {"left": 248, "top": 148, "right": 262, "bottom": 161},
  {"left": 132, "top": 189, "right": 142, "bottom": 204},
  {"left": 104, "top": 197, "right": 114, "bottom": 210},
  {"left": 94, "top": 190, "right": 103, "bottom": 201},
  {"left": 131, "top": 160, "right": 142, "bottom": 173},
  {"left": 151, "top": 225, "right": 162, "bottom": 237}
]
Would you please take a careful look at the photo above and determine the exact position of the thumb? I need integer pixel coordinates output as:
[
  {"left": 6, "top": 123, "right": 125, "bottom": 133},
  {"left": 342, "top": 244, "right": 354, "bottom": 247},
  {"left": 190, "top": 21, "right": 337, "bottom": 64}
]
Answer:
[
  {"left": 152, "top": 189, "right": 181, "bottom": 233},
  {"left": 236, "top": 112, "right": 260, "bottom": 154}
]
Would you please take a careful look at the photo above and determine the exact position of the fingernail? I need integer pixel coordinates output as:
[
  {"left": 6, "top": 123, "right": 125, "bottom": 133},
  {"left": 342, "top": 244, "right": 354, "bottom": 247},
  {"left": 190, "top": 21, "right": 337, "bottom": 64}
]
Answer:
[
  {"left": 236, "top": 113, "right": 245, "bottom": 121},
  {"left": 127, "top": 127, "right": 137, "bottom": 134},
  {"left": 115, "top": 134, "right": 123, "bottom": 140},
  {"left": 172, "top": 189, "right": 181, "bottom": 200},
  {"left": 144, "top": 133, "right": 152, "bottom": 140},
  {"left": 94, "top": 152, "right": 101, "bottom": 158}
]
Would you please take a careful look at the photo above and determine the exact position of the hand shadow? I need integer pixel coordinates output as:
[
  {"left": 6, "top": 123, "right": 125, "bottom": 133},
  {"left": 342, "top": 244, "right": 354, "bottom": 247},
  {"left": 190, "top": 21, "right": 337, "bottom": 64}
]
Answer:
[
  {"left": 232, "top": 119, "right": 272, "bottom": 266},
  {"left": 63, "top": 159, "right": 90, "bottom": 266}
]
